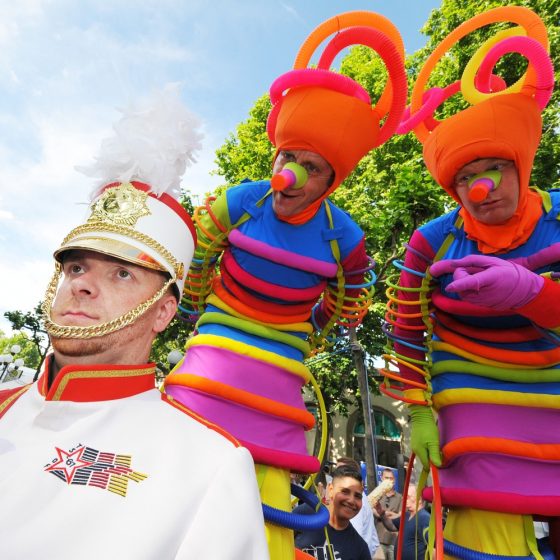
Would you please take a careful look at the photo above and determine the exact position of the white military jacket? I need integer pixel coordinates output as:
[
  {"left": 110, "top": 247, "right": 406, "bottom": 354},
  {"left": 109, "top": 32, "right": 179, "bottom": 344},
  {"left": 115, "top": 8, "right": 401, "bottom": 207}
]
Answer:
[{"left": 0, "top": 360, "right": 269, "bottom": 560}]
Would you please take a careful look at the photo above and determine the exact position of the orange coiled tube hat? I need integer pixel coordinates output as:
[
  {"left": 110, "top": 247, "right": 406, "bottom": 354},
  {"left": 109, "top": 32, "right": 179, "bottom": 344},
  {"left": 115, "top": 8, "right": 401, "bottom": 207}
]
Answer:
[
  {"left": 266, "top": 11, "right": 408, "bottom": 223},
  {"left": 402, "top": 6, "right": 554, "bottom": 253}
]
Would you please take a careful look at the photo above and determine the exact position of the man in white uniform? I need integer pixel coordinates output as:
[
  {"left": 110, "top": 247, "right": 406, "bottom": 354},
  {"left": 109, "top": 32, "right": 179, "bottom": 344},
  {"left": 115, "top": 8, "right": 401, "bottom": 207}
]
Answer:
[{"left": 0, "top": 89, "right": 269, "bottom": 560}]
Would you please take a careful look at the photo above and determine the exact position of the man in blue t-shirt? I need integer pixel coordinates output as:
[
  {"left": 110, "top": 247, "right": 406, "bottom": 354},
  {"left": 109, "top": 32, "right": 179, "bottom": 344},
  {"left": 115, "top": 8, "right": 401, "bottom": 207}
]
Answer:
[
  {"left": 295, "top": 465, "right": 370, "bottom": 560},
  {"left": 375, "top": 484, "right": 430, "bottom": 560}
]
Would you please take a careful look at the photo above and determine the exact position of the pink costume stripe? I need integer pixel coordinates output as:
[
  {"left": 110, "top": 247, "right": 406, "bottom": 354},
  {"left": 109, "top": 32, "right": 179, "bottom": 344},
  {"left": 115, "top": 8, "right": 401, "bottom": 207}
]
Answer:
[
  {"left": 438, "top": 453, "right": 560, "bottom": 497},
  {"left": 439, "top": 403, "right": 560, "bottom": 446},
  {"left": 423, "top": 486, "right": 560, "bottom": 516},
  {"left": 229, "top": 228, "right": 338, "bottom": 276},
  {"left": 175, "top": 344, "right": 305, "bottom": 407},
  {"left": 241, "top": 440, "right": 320, "bottom": 474},
  {"left": 164, "top": 384, "right": 309, "bottom": 456},
  {"left": 221, "top": 251, "right": 326, "bottom": 301},
  {"left": 432, "top": 288, "right": 516, "bottom": 317}
]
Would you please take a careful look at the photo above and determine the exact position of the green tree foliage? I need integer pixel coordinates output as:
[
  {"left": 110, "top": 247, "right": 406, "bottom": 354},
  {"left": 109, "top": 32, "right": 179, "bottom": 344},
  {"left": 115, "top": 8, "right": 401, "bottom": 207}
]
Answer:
[
  {"left": 210, "top": 0, "right": 560, "bottom": 414},
  {"left": 4, "top": 303, "right": 50, "bottom": 374},
  {"left": 0, "top": 331, "right": 40, "bottom": 381},
  {"left": 214, "top": 94, "right": 275, "bottom": 186}
]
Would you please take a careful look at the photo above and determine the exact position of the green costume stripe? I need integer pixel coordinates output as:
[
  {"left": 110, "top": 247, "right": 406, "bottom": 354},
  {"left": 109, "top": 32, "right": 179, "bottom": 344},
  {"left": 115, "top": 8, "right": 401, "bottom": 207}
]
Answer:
[
  {"left": 432, "top": 359, "right": 560, "bottom": 383},
  {"left": 197, "top": 312, "right": 311, "bottom": 354}
]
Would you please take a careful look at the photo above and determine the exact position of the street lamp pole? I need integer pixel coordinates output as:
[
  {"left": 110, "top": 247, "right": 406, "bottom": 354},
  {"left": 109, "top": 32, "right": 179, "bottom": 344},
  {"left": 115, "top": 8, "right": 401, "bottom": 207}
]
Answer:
[{"left": 0, "top": 344, "right": 25, "bottom": 383}]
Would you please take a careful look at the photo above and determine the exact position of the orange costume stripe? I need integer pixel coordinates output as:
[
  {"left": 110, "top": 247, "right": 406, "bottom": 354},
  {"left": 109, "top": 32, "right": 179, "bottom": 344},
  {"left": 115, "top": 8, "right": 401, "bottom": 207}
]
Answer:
[
  {"left": 166, "top": 373, "right": 315, "bottom": 430},
  {"left": 443, "top": 436, "right": 560, "bottom": 462},
  {"left": 434, "top": 323, "right": 560, "bottom": 366}
]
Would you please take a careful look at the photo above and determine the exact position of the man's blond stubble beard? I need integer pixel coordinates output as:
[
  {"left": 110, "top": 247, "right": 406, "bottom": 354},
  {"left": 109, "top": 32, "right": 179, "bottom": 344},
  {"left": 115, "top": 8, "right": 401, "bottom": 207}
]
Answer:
[{"left": 50, "top": 303, "right": 159, "bottom": 359}]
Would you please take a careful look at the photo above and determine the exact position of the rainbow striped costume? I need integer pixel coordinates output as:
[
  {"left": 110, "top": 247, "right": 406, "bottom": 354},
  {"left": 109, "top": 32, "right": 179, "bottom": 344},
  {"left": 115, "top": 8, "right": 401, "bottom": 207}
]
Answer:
[
  {"left": 384, "top": 188, "right": 560, "bottom": 556},
  {"left": 165, "top": 180, "right": 372, "bottom": 558}
]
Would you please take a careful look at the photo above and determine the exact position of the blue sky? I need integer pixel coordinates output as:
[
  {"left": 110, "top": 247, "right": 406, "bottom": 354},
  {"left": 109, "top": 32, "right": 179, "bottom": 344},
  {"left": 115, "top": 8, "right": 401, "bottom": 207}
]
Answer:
[{"left": 0, "top": 0, "right": 440, "bottom": 335}]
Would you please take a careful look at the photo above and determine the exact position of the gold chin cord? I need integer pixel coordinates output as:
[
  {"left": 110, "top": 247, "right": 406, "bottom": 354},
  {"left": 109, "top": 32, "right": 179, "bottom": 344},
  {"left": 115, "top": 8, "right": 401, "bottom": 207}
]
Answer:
[{"left": 42, "top": 262, "right": 176, "bottom": 339}]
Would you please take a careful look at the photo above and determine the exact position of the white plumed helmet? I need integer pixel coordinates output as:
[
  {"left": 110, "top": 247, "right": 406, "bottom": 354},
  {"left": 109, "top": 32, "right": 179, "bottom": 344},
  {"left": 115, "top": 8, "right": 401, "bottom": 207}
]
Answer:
[{"left": 55, "top": 83, "right": 202, "bottom": 297}]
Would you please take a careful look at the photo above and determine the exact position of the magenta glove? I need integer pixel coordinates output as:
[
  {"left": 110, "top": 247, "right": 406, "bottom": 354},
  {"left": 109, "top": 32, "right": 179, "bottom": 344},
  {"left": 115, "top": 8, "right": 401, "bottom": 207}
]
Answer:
[{"left": 429, "top": 254, "right": 544, "bottom": 310}]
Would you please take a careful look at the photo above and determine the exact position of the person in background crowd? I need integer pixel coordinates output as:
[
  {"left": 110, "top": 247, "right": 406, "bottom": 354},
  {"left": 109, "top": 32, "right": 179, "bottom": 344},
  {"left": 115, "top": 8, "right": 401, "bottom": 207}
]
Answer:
[
  {"left": 372, "top": 469, "right": 402, "bottom": 560},
  {"left": 336, "top": 457, "right": 380, "bottom": 557},
  {"left": 375, "top": 485, "right": 429, "bottom": 560},
  {"left": 295, "top": 465, "right": 372, "bottom": 560}
]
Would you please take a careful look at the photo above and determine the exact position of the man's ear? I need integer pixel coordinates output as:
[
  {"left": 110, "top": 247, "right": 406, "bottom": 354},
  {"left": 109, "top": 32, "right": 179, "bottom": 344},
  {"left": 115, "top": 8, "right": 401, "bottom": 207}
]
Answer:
[{"left": 152, "top": 294, "right": 178, "bottom": 333}]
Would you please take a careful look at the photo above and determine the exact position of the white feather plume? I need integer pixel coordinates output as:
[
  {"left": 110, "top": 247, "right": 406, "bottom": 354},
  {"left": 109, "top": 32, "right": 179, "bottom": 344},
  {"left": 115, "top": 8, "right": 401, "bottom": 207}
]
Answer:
[{"left": 77, "top": 83, "right": 203, "bottom": 200}]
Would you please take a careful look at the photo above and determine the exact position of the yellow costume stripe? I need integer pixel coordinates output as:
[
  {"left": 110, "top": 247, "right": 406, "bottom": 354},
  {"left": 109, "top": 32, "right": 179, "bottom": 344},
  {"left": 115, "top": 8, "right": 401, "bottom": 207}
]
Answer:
[
  {"left": 404, "top": 388, "right": 428, "bottom": 402},
  {"left": 127, "top": 472, "right": 148, "bottom": 482},
  {"left": 444, "top": 509, "right": 532, "bottom": 555},
  {"left": 108, "top": 476, "right": 128, "bottom": 497},
  {"left": 115, "top": 454, "right": 131, "bottom": 467}
]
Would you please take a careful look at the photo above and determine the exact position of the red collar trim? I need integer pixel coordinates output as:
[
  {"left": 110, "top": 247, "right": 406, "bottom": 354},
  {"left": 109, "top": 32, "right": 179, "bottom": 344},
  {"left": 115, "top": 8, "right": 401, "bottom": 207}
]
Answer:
[{"left": 40, "top": 359, "right": 156, "bottom": 402}]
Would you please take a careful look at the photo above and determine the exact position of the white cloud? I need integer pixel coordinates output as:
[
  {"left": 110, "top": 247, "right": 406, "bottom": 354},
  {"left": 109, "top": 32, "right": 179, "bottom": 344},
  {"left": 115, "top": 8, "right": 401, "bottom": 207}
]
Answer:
[
  {"left": 279, "top": 2, "right": 304, "bottom": 22},
  {"left": 0, "top": 256, "right": 52, "bottom": 336},
  {"left": 0, "top": 1, "right": 45, "bottom": 46}
]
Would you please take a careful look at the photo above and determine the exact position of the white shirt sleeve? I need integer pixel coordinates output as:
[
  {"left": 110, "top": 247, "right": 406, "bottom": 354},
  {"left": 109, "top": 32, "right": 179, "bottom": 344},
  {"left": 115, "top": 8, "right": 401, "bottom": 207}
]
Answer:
[
  {"left": 350, "top": 492, "right": 379, "bottom": 556},
  {"left": 174, "top": 446, "right": 269, "bottom": 559}
]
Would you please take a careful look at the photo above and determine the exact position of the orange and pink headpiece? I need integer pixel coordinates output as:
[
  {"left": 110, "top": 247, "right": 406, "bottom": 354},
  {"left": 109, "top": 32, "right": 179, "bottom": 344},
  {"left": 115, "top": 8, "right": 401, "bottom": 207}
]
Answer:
[
  {"left": 266, "top": 11, "right": 408, "bottom": 223},
  {"left": 397, "top": 6, "right": 554, "bottom": 253}
]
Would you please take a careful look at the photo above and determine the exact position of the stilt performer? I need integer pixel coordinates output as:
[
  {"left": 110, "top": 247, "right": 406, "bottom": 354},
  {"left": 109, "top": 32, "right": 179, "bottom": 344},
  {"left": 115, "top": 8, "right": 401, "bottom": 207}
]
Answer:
[
  {"left": 164, "top": 11, "right": 407, "bottom": 559},
  {"left": 383, "top": 6, "right": 559, "bottom": 559}
]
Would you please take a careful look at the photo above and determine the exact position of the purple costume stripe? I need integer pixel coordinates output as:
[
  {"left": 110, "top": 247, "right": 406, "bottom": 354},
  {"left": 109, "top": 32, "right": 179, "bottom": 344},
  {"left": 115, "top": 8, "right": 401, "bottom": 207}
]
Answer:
[
  {"left": 229, "top": 228, "right": 338, "bottom": 277},
  {"left": 165, "top": 384, "right": 309, "bottom": 455},
  {"left": 439, "top": 453, "right": 560, "bottom": 496},
  {"left": 510, "top": 242, "right": 560, "bottom": 270},
  {"left": 439, "top": 403, "right": 560, "bottom": 446},
  {"left": 176, "top": 344, "right": 305, "bottom": 408}
]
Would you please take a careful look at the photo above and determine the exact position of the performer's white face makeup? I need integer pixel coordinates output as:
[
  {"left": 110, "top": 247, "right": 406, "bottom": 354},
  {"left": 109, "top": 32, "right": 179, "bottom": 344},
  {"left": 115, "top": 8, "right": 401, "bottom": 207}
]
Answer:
[
  {"left": 453, "top": 158, "right": 520, "bottom": 225},
  {"left": 272, "top": 150, "right": 334, "bottom": 217}
]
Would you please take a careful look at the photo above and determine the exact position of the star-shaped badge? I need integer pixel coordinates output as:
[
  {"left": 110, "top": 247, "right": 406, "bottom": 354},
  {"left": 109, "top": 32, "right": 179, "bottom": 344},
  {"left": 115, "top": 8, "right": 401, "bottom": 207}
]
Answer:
[{"left": 44, "top": 446, "right": 94, "bottom": 484}]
